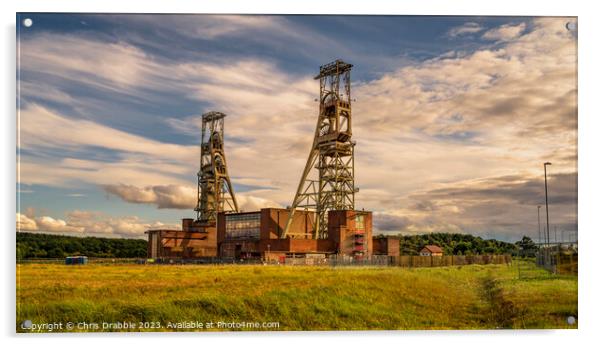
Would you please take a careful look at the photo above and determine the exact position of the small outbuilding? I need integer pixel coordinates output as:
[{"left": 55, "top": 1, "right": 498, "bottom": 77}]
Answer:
[
  {"left": 419, "top": 245, "right": 443, "bottom": 257},
  {"left": 65, "top": 256, "right": 88, "bottom": 265}
]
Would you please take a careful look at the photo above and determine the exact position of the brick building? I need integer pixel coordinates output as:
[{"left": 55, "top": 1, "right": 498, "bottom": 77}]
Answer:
[
  {"left": 146, "top": 208, "right": 373, "bottom": 261},
  {"left": 373, "top": 236, "right": 400, "bottom": 257},
  {"left": 419, "top": 245, "right": 444, "bottom": 257}
]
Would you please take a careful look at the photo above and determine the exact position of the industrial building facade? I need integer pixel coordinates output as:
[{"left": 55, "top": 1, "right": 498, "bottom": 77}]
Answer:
[{"left": 146, "top": 208, "right": 377, "bottom": 261}]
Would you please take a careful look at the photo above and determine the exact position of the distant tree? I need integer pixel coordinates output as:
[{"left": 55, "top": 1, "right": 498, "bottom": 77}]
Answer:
[
  {"left": 16, "top": 232, "right": 147, "bottom": 259},
  {"left": 483, "top": 246, "right": 496, "bottom": 254},
  {"left": 453, "top": 241, "right": 471, "bottom": 255},
  {"left": 47, "top": 248, "right": 65, "bottom": 258},
  {"left": 515, "top": 236, "right": 537, "bottom": 257},
  {"left": 395, "top": 233, "right": 515, "bottom": 256},
  {"left": 16, "top": 243, "right": 29, "bottom": 260}
]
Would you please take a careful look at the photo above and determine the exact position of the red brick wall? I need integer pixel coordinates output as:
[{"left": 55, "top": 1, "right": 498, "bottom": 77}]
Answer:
[
  {"left": 148, "top": 226, "right": 218, "bottom": 259},
  {"left": 257, "top": 238, "right": 335, "bottom": 254},
  {"left": 260, "top": 208, "right": 314, "bottom": 239},
  {"left": 373, "top": 237, "right": 400, "bottom": 256},
  {"left": 327, "top": 210, "right": 373, "bottom": 256},
  {"left": 260, "top": 209, "right": 280, "bottom": 239},
  {"left": 386, "top": 237, "right": 400, "bottom": 256},
  {"left": 220, "top": 240, "right": 259, "bottom": 258},
  {"left": 148, "top": 208, "right": 372, "bottom": 259},
  {"left": 217, "top": 213, "right": 226, "bottom": 243}
]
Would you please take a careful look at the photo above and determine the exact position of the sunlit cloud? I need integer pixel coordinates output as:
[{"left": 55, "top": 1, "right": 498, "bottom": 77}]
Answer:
[
  {"left": 482, "top": 22, "right": 527, "bottom": 41},
  {"left": 16, "top": 210, "right": 180, "bottom": 238}
]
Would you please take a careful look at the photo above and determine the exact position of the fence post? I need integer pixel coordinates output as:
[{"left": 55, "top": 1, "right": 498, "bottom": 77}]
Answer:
[{"left": 556, "top": 247, "right": 561, "bottom": 274}]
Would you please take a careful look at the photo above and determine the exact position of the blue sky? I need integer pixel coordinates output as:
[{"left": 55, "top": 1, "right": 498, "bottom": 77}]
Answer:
[{"left": 16, "top": 14, "right": 577, "bottom": 241}]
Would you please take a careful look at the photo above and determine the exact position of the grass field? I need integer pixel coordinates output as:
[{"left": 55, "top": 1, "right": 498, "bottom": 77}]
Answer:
[{"left": 16, "top": 262, "right": 577, "bottom": 332}]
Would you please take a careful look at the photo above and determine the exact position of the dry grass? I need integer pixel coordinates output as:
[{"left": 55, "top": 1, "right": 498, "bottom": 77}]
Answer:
[{"left": 16, "top": 262, "right": 577, "bottom": 332}]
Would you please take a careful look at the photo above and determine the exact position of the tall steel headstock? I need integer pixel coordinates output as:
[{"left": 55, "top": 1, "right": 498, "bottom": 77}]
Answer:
[
  {"left": 195, "top": 111, "right": 239, "bottom": 224},
  {"left": 282, "top": 60, "right": 357, "bottom": 239}
]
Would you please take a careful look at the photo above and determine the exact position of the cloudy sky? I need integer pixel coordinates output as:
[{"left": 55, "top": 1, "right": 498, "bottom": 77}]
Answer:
[{"left": 16, "top": 14, "right": 577, "bottom": 242}]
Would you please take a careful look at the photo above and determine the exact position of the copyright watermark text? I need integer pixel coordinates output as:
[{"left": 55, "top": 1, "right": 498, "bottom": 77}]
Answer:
[{"left": 19, "top": 319, "right": 280, "bottom": 332}]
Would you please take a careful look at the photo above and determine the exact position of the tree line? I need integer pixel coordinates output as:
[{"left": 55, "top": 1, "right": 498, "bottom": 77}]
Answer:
[
  {"left": 16, "top": 232, "right": 147, "bottom": 259},
  {"left": 381, "top": 232, "right": 521, "bottom": 256},
  {"left": 17, "top": 231, "right": 535, "bottom": 259}
]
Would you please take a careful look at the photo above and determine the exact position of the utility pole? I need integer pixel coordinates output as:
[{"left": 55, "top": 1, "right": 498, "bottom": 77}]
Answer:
[
  {"left": 537, "top": 205, "right": 542, "bottom": 245},
  {"left": 544, "top": 162, "right": 552, "bottom": 246}
]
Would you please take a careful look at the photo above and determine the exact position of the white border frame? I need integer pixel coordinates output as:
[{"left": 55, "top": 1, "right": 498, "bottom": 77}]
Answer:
[{"left": 3, "top": 1, "right": 599, "bottom": 345}]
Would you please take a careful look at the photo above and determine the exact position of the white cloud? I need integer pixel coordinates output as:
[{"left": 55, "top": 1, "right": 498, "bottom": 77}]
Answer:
[
  {"left": 349, "top": 18, "right": 576, "bottom": 238},
  {"left": 20, "top": 104, "right": 196, "bottom": 164},
  {"left": 179, "top": 15, "right": 285, "bottom": 40},
  {"left": 237, "top": 194, "right": 282, "bottom": 212},
  {"left": 19, "top": 37, "right": 318, "bottom": 203},
  {"left": 18, "top": 104, "right": 197, "bottom": 187},
  {"left": 20, "top": 34, "right": 157, "bottom": 92},
  {"left": 447, "top": 22, "right": 484, "bottom": 37},
  {"left": 165, "top": 115, "right": 203, "bottom": 136},
  {"left": 482, "top": 23, "right": 527, "bottom": 41},
  {"left": 16, "top": 210, "right": 180, "bottom": 238},
  {"left": 103, "top": 184, "right": 197, "bottom": 209},
  {"left": 35, "top": 216, "right": 84, "bottom": 233},
  {"left": 102, "top": 183, "right": 281, "bottom": 212},
  {"left": 17, "top": 213, "right": 38, "bottom": 231}
]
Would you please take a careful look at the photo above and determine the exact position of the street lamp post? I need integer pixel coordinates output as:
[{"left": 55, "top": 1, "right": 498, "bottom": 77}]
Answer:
[{"left": 544, "top": 162, "right": 552, "bottom": 247}]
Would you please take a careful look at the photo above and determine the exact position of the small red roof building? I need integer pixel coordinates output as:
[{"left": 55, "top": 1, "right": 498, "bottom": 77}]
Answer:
[{"left": 419, "top": 245, "right": 444, "bottom": 256}]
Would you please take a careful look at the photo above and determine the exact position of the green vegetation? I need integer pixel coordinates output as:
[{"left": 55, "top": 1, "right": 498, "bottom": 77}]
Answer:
[
  {"left": 392, "top": 233, "right": 519, "bottom": 255},
  {"left": 17, "top": 231, "right": 529, "bottom": 259},
  {"left": 16, "top": 232, "right": 147, "bottom": 259},
  {"left": 16, "top": 262, "right": 576, "bottom": 332}
]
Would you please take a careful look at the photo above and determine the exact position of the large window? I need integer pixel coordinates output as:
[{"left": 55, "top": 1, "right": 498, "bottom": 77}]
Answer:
[
  {"left": 355, "top": 214, "right": 365, "bottom": 230},
  {"left": 225, "top": 213, "right": 261, "bottom": 239}
]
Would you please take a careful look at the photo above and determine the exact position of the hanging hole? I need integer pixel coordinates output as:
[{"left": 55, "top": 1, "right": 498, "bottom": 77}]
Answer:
[{"left": 565, "top": 21, "right": 576, "bottom": 31}]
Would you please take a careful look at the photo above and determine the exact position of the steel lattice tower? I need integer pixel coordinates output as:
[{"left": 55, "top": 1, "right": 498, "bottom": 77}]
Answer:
[
  {"left": 282, "top": 60, "right": 356, "bottom": 239},
  {"left": 195, "top": 111, "right": 239, "bottom": 224}
]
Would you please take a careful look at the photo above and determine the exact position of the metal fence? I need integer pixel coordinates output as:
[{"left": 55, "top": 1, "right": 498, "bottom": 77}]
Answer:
[
  {"left": 514, "top": 258, "right": 551, "bottom": 280},
  {"left": 18, "top": 254, "right": 513, "bottom": 268},
  {"left": 536, "top": 243, "right": 578, "bottom": 275},
  {"left": 281, "top": 254, "right": 511, "bottom": 267},
  {"left": 397, "top": 254, "right": 511, "bottom": 268},
  {"left": 17, "top": 257, "right": 147, "bottom": 265},
  {"left": 512, "top": 242, "right": 578, "bottom": 278},
  {"left": 17, "top": 257, "right": 266, "bottom": 265},
  {"left": 283, "top": 255, "right": 394, "bottom": 266}
]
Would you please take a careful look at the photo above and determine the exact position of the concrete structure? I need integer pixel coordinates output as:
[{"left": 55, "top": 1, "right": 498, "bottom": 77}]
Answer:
[
  {"left": 419, "top": 245, "right": 444, "bottom": 257},
  {"left": 147, "top": 208, "right": 373, "bottom": 261}
]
